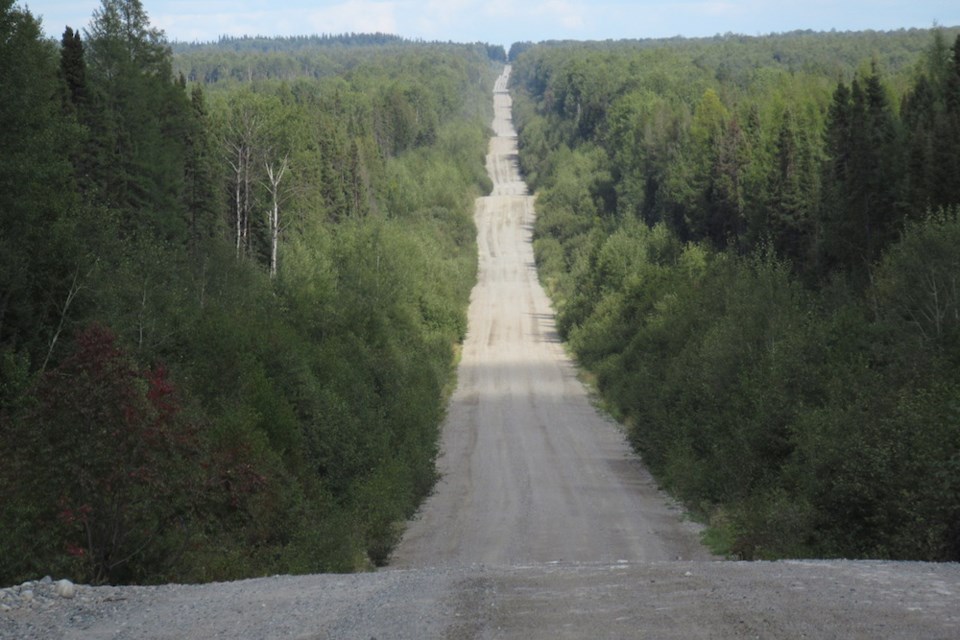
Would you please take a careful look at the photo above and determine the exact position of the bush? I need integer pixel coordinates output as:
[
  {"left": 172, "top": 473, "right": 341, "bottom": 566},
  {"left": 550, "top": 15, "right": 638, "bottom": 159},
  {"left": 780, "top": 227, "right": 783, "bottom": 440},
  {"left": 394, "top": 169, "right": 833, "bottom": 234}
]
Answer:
[{"left": 2, "top": 325, "right": 210, "bottom": 584}]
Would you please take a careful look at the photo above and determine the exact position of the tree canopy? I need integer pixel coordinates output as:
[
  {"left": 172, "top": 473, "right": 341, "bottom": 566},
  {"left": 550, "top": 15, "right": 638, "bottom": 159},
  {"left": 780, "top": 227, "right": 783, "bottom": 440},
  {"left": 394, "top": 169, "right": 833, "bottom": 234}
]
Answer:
[
  {"left": 512, "top": 26, "right": 960, "bottom": 561},
  {"left": 0, "top": 0, "right": 498, "bottom": 584}
]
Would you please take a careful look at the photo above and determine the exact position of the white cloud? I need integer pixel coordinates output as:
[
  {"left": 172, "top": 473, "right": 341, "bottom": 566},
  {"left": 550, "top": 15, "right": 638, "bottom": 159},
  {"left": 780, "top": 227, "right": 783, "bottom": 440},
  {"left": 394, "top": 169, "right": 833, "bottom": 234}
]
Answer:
[
  {"left": 478, "top": 0, "right": 587, "bottom": 34},
  {"left": 154, "top": 11, "right": 274, "bottom": 39},
  {"left": 150, "top": 1, "right": 403, "bottom": 40},
  {"left": 410, "top": 0, "right": 480, "bottom": 39},
  {"left": 538, "top": 1, "right": 587, "bottom": 30}
]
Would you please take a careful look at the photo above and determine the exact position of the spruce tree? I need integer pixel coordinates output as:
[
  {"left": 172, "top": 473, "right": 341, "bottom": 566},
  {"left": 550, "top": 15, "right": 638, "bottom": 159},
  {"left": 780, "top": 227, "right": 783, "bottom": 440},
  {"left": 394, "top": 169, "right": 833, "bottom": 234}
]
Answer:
[
  {"left": 59, "top": 27, "right": 88, "bottom": 113},
  {"left": 821, "top": 69, "right": 902, "bottom": 280},
  {"left": 860, "top": 69, "right": 902, "bottom": 260},
  {"left": 84, "top": 0, "right": 193, "bottom": 245},
  {"left": 816, "top": 80, "right": 853, "bottom": 276},
  {"left": 769, "top": 110, "right": 811, "bottom": 266}
]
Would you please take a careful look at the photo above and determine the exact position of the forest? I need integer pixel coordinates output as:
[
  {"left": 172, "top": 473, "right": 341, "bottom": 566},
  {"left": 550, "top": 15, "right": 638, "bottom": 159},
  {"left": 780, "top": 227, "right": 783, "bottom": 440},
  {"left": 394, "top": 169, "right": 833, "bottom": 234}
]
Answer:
[
  {"left": 4, "top": 0, "right": 959, "bottom": 591},
  {"left": 511, "top": 26, "right": 960, "bottom": 560},
  {"left": 0, "top": 0, "right": 501, "bottom": 584}
]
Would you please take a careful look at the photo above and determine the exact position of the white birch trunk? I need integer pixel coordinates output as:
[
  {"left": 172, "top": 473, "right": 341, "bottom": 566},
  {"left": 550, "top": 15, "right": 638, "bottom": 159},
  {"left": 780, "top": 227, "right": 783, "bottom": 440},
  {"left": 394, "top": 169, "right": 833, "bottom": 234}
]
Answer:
[{"left": 265, "top": 155, "right": 289, "bottom": 279}]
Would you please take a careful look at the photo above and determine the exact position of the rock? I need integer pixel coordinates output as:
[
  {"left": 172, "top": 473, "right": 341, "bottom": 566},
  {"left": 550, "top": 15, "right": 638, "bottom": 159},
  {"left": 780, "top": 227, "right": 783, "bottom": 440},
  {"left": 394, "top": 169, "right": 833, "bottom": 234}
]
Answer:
[
  {"left": 40, "top": 576, "right": 53, "bottom": 585},
  {"left": 54, "top": 579, "right": 76, "bottom": 599},
  {"left": 21, "top": 589, "right": 34, "bottom": 601}
]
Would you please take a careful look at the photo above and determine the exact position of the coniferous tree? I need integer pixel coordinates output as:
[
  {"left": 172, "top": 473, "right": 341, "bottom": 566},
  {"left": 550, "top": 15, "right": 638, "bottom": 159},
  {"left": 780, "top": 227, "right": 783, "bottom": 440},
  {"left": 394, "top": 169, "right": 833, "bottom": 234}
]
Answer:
[
  {"left": 676, "top": 88, "right": 729, "bottom": 244},
  {"left": 901, "top": 74, "right": 937, "bottom": 213},
  {"left": 858, "top": 69, "right": 902, "bottom": 261},
  {"left": 819, "top": 69, "right": 902, "bottom": 280},
  {"left": 769, "top": 109, "right": 813, "bottom": 266},
  {"left": 818, "top": 80, "right": 855, "bottom": 276},
  {"left": 899, "top": 31, "right": 960, "bottom": 216},
  {"left": 0, "top": 1, "right": 82, "bottom": 364},
  {"left": 707, "top": 116, "right": 747, "bottom": 247},
  {"left": 939, "top": 35, "right": 960, "bottom": 207},
  {"left": 59, "top": 27, "right": 88, "bottom": 113},
  {"left": 58, "top": 26, "right": 104, "bottom": 194},
  {"left": 85, "top": 0, "right": 192, "bottom": 243},
  {"left": 183, "top": 84, "right": 220, "bottom": 255}
]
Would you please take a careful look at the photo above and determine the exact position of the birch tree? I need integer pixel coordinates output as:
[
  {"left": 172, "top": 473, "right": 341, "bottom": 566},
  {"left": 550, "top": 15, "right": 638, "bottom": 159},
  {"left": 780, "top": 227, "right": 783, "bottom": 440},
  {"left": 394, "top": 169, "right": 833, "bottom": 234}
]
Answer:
[
  {"left": 220, "top": 90, "right": 297, "bottom": 273},
  {"left": 264, "top": 154, "right": 289, "bottom": 278},
  {"left": 222, "top": 94, "right": 261, "bottom": 257}
]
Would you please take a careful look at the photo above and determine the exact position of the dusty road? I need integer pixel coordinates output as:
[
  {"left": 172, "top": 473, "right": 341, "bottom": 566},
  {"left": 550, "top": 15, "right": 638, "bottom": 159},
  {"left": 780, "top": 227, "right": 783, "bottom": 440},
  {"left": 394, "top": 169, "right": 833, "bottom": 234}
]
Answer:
[
  {"left": 389, "top": 66, "right": 708, "bottom": 568},
  {"left": 4, "top": 65, "right": 959, "bottom": 640}
]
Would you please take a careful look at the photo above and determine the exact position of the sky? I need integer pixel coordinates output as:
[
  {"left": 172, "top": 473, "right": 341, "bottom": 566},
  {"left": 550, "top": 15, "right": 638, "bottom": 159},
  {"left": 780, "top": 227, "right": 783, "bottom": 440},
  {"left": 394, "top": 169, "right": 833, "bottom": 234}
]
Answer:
[{"left": 26, "top": 1, "right": 960, "bottom": 48}]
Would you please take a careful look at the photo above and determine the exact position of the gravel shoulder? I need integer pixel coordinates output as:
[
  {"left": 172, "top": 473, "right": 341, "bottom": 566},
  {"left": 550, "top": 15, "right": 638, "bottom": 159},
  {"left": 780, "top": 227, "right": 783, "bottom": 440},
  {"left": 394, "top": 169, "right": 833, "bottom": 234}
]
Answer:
[{"left": 5, "top": 561, "right": 959, "bottom": 639}]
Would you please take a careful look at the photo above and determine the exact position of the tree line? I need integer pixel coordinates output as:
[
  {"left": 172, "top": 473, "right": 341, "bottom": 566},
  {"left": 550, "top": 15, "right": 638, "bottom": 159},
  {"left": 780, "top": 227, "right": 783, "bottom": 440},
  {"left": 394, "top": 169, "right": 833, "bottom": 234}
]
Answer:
[
  {"left": 512, "top": 27, "right": 960, "bottom": 560},
  {"left": 172, "top": 35, "right": 506, "bottom": 85},
  {"left": 0, "top": 0, "right": 497, "bottom": 584}
]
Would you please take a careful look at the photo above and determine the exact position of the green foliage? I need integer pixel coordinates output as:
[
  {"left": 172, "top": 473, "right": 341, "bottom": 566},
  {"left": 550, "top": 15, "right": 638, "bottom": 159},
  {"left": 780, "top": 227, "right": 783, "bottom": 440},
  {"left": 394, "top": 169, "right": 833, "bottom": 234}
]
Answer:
[
  {"left": 1, "top": 325, "right": 213, "bottom": 583},
  {"left": 1, "top": 0, "right": 493, "bottom": 584},
  {"left": 873, "top": 210, "right": 960, "bottom": 359},
  {"left": 0, "top": 2, "right": 86, "bottom": 367},
  {"left": 514, "top": 30, "right": 960, "bottom": 561}
]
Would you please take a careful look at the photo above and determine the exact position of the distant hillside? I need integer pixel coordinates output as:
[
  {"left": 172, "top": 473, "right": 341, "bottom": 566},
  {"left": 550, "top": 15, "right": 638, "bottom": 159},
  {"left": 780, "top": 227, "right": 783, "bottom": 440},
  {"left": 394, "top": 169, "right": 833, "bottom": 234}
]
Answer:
[
  {"left": 172, "top": 33, "right": 507, "bottom": 85},
  {"left": 170, "top": 32, "right": 410, "bottom": 54},
  {"left": 512, "top": 26, "right": 960, "bottom": 72}
]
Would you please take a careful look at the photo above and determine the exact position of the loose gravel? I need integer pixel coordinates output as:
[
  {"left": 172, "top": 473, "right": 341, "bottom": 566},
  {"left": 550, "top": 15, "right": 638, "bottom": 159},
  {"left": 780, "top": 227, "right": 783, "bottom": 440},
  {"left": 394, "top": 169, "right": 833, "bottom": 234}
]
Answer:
[{"left": 3, "top": 561, "right": 960, "bottom": 639}]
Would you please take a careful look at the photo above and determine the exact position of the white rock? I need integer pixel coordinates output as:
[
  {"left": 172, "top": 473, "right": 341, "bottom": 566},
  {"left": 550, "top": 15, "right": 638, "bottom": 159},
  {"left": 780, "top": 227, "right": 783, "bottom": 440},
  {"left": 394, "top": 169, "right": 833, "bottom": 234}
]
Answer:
[
  {"left": 21, "top": 589, "right": 34, "bottom": 601},
  {"left": 55, "top": 579, "right": 76, "bottom": 599}
]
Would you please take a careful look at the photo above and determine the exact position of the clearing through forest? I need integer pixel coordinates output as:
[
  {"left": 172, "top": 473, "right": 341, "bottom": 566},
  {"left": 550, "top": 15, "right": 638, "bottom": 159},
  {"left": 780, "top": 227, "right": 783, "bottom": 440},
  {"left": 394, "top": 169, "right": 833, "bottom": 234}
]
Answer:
[
  {"left": 3, "top": 66, "right": 959, "bottom": 640},
  {"left": 389, "top": 65, "right": 708, "bottom": 569}
]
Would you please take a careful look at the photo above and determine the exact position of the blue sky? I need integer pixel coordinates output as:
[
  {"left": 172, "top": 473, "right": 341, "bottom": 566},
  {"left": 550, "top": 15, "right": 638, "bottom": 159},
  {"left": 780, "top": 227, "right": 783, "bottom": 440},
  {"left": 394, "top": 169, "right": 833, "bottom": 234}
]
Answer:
[{"left": 28, "top": 1, "right": 960, "bottom": 47}]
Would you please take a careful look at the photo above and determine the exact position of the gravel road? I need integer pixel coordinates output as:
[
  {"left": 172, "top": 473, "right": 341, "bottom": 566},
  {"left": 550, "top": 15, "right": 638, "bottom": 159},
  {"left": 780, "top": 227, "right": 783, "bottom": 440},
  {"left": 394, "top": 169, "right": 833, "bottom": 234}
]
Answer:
[
  {"left": 3, "top": 65, "right": 959, "bottom": 640},
  {"left": 4, "top": 561, "right": 959, "bottom": 638},
  {"left": 389, "top": 65, "right": 709, "bottom": 569}
]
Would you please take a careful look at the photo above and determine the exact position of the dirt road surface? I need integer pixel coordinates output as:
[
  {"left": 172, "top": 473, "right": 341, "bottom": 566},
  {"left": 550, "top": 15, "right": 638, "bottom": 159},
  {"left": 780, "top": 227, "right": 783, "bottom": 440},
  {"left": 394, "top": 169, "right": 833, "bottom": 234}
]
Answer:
[
  {"left": 3, "top": 65, "right": 959, "bottom": 640},
  {"left": 388, "top": 66, "right": 709, "bottom": 569}
]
